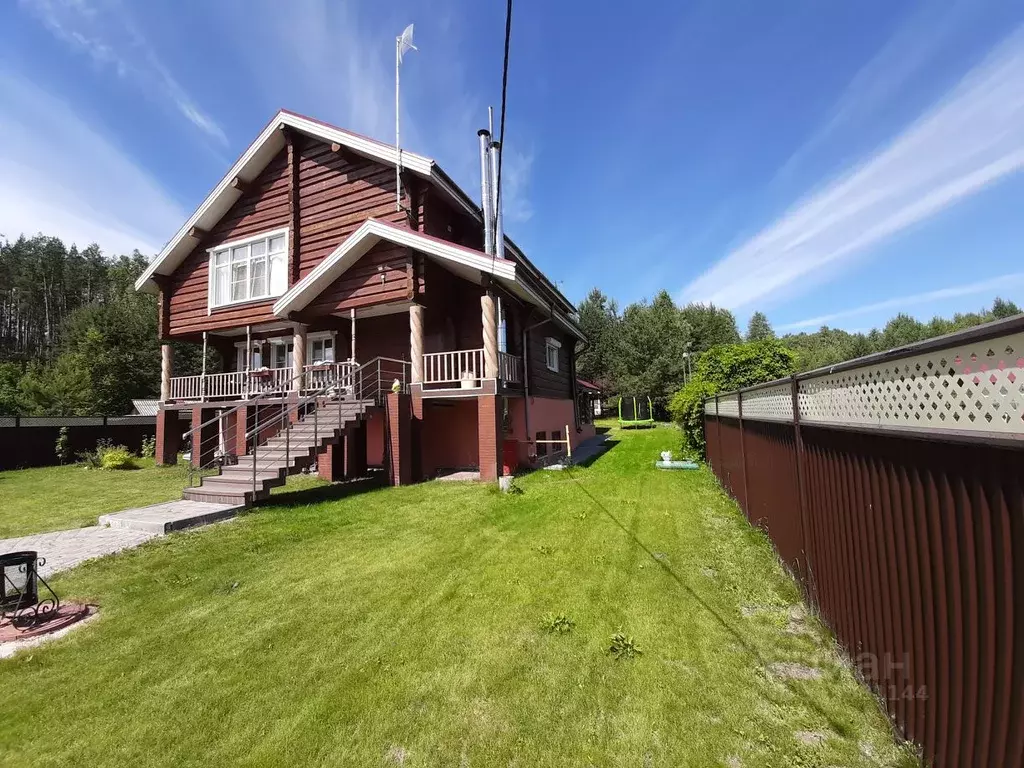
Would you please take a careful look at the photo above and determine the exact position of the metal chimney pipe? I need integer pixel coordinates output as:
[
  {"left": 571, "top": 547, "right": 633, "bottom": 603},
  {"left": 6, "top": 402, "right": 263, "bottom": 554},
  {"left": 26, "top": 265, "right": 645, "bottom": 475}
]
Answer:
[
  {"left": 489, "top": 140, "right": 504, "bottom": 260},
  {"left": 478, "top": 129, "right": 495, "bottom": 256}
]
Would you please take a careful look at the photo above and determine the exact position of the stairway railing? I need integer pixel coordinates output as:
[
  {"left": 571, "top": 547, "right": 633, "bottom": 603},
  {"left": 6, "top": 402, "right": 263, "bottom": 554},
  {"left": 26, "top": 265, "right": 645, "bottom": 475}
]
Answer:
[{"left": 183, "top": 356, "right": 412, "bottom": 496}]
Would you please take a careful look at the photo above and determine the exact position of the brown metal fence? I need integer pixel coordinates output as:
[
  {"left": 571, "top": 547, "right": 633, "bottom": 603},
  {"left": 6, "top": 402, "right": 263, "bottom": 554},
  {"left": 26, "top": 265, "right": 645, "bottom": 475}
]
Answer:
[{"left": 704, "top": 316, "right": 1024, "bottom": 768}]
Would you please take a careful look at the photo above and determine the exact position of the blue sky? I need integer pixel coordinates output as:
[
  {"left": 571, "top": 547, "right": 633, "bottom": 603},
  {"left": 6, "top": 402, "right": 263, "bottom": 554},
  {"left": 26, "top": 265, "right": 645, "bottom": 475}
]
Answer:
[{"left": 2, "top": 1, "right": 1023, "bottom": 334}]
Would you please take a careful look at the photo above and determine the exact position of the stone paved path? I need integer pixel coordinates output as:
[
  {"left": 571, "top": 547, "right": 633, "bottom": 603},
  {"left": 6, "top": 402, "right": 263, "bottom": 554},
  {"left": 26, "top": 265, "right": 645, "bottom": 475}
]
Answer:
[
  {"left": 0, "top": 527, "right": 158, "bottom": 577},
  {"left": 0, "top": 500, "right": 244, "bottom": 577}
]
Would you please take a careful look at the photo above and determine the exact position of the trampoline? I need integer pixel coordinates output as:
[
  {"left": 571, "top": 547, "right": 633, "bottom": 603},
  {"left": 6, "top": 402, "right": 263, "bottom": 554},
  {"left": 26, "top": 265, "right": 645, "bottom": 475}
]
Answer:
[{"left": 618, "top": 395, "right": 655, "bottom": 428}]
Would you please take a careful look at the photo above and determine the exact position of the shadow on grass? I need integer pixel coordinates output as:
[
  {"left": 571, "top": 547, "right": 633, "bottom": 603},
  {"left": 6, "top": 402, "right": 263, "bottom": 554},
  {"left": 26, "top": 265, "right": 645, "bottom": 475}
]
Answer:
[
  {"left": 571, "top": 439, "right": 619, "bottom": 468},
  {"left": 261, "top": 475, "right": 387, "bottom": 509},
  {"left": 562, "top": 463, "right": 859, "bottom": 742}
]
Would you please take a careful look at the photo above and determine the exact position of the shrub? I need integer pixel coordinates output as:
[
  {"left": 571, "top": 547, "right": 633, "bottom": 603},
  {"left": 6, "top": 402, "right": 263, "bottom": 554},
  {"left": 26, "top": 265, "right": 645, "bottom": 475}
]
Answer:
[
  {"left": 55, "top": 426, "right": 72, "bottom": 464},
  {"left": 100, "top": 445, "right": 138, "bottom": 470},
  {"left": 140, "top": 434, "right": 156, "bottom": 459},
  {"left": 669, "top": 379, "right": 718, "bottom": 458}
]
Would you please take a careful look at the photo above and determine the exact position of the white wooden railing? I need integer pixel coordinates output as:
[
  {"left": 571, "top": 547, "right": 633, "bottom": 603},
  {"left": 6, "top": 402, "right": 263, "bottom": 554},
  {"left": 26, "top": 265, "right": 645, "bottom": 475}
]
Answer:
[
  {"left": 498, "top": 351, "right": 522, "bottom": 384},
  {"left": 168, "top": 363, "right": 357, "bottom": 402},
  {"left": 423, "top": 349, "right": 484, "bottom": 385}
]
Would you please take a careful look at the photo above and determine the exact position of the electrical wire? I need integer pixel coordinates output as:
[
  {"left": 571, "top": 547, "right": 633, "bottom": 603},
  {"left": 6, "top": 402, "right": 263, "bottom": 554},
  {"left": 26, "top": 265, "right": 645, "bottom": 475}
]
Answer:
[{"left": 496, "top": 0, "right": 512, "bottom": 213}]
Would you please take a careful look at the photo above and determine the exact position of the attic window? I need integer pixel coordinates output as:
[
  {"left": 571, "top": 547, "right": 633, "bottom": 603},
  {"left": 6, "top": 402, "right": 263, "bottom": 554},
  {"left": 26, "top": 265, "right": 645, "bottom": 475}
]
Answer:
[
  {"left": 209, "top": 229, "right": 288, "bottom": 309},
  {"left": 545, "top": 337, "right": 561, "bottom": 373}
]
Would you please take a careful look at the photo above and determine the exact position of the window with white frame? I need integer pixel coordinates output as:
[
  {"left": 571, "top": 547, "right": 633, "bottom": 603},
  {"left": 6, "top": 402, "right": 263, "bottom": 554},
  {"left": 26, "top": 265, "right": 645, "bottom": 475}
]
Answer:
[
  {"left": 310, "top": 336, "right": 335, "bottom": 363},
  {"left": 544, "top": 337, "right": 561, "bottom": 372},
  {"left": 209, "top": 230, "right": 288, "bottom": 308}
]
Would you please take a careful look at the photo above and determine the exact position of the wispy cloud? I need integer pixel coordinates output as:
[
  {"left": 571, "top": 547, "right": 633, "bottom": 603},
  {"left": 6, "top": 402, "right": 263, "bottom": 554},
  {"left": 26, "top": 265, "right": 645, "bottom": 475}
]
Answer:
[
  {"left": 19, "top": 0, "right": 227, "bottom": 144},
  {"left": 682, "top": 25, "right": 1024, "bottom": 311},
  {"left": 779, "top": 272, "right": 1024, "bottom": 332},
  {"left": 0, "top": 71, "right": 185, "bottom": 255}
]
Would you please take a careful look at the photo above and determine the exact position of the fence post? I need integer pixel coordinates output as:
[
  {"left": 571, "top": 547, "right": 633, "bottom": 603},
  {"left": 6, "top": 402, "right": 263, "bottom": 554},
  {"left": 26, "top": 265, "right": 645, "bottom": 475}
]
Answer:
[
  {"left": 714, "top": 394, "right": 722, "bottom": 480},
  {"left": 790, "top": 375, "right": 813, "bottom": 593},
  {"left": 737, "top": 389, "right": 749, "bottom": 516}
]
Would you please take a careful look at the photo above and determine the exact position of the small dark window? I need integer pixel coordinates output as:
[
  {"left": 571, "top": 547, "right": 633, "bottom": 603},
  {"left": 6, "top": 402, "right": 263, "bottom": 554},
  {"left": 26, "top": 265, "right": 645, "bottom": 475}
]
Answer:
[
  {"left": 536, "top": 431, "right": 547, "bottom": 457},
  {"left": 551, "top": 430, "right": 562, "bottom": 451}
]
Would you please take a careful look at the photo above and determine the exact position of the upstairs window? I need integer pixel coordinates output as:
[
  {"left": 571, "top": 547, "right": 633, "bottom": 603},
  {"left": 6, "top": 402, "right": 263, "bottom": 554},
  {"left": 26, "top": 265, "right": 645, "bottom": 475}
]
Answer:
[
  {"left": 544, "top": 337, "right": 561, "bottom": 373},
  {"left": 209, "top": 229, "right": 288, "bottom": 309}
]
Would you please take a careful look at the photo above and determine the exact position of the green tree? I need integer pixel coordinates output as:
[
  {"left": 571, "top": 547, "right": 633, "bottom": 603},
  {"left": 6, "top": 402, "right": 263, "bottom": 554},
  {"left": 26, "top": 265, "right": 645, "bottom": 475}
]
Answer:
[
  {"left": 575, "top": 288, "right": 619, "bottom": 387},
  {"left": 612, "top": 290, "right": 691, "bottom": 417},
  {"left": 880, "top": 313, "right": 927, "bottom": 350},
  {"left": 991, "top": 297, "right": 1021, "bottom": 319},
  {"left": 679, "top": 303, "right": 740, "bottom": 353},
  {"left": 670, "top": 339, "right": 798, "bottom": 456},
  {"left": 745, "top": 311, "right": 775, "bottom": 341}
]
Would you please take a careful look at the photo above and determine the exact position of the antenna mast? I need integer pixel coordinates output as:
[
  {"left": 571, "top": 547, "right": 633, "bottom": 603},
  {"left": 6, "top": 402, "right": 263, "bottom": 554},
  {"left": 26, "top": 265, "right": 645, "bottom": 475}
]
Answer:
[{"left": 395, "top": 24, "right": 417, "bottom": 212}]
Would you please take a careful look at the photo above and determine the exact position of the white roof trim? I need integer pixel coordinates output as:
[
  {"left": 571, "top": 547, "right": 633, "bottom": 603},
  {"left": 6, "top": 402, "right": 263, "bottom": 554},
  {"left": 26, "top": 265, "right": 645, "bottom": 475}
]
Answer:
[{"left": 272, "top": 219, "right": 516, "bottom": 317}]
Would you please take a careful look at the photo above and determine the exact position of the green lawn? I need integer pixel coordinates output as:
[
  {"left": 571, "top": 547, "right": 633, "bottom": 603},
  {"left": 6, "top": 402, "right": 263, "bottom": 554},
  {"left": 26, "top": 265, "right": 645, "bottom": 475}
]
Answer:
[
  {"left": 0, "top": 426, "right": 914, "bottom": 767},
  {"left": 0, "top": 458, "right": 194, "bottom": 538}
]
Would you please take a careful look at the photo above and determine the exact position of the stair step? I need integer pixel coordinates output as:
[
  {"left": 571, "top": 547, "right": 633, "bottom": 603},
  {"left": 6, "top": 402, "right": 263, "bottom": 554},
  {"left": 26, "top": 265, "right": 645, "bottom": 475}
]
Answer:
[{"left": 183, "top": 486, "right": 259, "bottom": 504}]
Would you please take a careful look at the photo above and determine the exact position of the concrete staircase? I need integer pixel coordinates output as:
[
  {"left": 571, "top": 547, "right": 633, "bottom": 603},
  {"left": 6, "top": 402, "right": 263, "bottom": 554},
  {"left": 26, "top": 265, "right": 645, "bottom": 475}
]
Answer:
[{"left": 182, "top": 399, "right": 365, "bottom": 506}]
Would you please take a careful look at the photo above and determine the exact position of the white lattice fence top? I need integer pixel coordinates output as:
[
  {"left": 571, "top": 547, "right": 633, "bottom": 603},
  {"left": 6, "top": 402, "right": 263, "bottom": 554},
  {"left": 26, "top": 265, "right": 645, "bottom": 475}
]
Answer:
[
  {"left": 741, "top": 382, "right": 794, "bottom": 423},
  {"left": 704, "top": 400, "right": 717, "bottom": 416},
  {"left": 717, "top": 393, "right": 739, "bottom": 418},
  {"left": 797, "top": 330, "right": 1024, "bottom": 433}
]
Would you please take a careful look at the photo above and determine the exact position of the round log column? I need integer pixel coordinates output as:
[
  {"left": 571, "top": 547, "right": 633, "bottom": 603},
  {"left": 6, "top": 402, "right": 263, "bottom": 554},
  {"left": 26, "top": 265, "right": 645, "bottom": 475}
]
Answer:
[
  {"left": 410, "top": 304, "right": 424, "bottom": 384},
  {"left": 481, "top": 291, "right": 498, "bottom": 379},
  {"left": 293, "top": 324, "right": 307, "bottom": 390},
  {"left": 160, "top": 344, "right": 173, "bottom": 402}
]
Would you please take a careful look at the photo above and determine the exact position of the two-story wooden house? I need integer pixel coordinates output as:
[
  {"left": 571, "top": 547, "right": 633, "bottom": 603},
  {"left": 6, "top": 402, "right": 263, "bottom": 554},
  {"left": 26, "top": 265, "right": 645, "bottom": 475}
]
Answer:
[{"left": 136, "top": 110, "right": 591, "bottom": 504}]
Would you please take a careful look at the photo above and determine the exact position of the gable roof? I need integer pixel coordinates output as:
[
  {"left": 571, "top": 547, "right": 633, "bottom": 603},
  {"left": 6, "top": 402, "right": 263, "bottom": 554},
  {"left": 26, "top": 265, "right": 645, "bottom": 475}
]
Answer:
[
  {"left": 272, "top": 219, "right": 583, "bottom": 340},
  {"left": 134, "top": 109, "right": 576, "bottom": 317}
]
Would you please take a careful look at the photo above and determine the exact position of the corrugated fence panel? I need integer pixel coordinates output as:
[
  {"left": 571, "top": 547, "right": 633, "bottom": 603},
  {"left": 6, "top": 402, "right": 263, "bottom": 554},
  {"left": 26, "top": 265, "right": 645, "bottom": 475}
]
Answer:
[
  {"left": 704, "top": 404, "right": 1024, "bottom": 768},
  {"left": 742, "top": 420, "right": 806, "bottom": 582}
]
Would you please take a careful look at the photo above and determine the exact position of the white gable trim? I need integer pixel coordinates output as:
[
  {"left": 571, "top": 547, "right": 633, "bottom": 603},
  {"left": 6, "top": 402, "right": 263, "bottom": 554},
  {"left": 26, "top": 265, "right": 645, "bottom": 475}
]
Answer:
[{"left": 272, "top": 220, "right": 517, "bottom": 317}]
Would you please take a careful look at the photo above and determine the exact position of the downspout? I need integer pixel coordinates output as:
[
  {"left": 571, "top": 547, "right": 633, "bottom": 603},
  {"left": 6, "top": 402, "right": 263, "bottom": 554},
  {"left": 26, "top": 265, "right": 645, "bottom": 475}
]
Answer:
[
  {"left": 522, "top": 309, "right": 555, "bottom": 456},
  {"left": 571, "top": 339, "right": 591, "bottom": 432}
]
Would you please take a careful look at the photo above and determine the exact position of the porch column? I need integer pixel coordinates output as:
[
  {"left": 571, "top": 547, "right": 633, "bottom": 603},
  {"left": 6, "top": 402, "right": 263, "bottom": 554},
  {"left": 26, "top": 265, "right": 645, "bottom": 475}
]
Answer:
[
  {"left": 155, "top": 407, "right": 180, "bottom": 466},
  {"left": 481, "top": 290, "right": 498, "bottom": 379},
  {"left": 386, "top": 392, "right": 412, "bottom": 486},
  {"left": 190, "top": 407, "right": 217, "bottom": 468},
  {"left": 409, "top": 303, "right": 424, "bottom": 384},
  {"left": 478, "top": 394, "right": 502, "bottom": 482},
  {"left": 292, "top": 323, "right": 307, "bottom": 390},
  {"left": 160, "top": 344, "right": 173, "bottom": 401}
]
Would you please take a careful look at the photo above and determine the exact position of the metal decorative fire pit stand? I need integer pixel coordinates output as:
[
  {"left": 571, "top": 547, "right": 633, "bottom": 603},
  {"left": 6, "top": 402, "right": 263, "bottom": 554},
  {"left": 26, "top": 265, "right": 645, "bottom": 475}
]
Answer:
[{"left": 0, "top": 551, "right": 60, "bottom": 630}]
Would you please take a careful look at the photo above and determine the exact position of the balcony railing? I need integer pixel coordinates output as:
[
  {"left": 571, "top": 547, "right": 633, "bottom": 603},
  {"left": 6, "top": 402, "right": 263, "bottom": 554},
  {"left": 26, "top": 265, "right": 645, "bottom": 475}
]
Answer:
[
  {"left": 423, "top": 349, "right": 484, "bottom": 385},
  {"left": 498, "top": 351, "right": 522, "bottom": 384},
  {"left": 421, "top": 348, "right": 523, "bottom": 386},
  {"left": 168, "top": 363, "right": 357, "bottom": 402}
]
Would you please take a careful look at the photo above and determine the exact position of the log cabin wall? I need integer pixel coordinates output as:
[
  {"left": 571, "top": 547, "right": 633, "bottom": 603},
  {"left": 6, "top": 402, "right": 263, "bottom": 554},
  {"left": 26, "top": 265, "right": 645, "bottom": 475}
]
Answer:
[
  {"left": 167, "top": 136, "right": 408, "bottom": 338},
  {"left": 527, "top": 321, "right": 574, "bottom": 399},
  {"left": 419, "top": 260, "right": 483, "bottom": 355}
]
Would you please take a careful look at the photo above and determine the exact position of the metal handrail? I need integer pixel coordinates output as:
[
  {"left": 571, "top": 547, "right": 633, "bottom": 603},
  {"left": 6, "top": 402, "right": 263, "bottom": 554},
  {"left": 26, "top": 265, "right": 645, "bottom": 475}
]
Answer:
[{"left": 184, "top": 357, "right": 411, "bottom": 493}]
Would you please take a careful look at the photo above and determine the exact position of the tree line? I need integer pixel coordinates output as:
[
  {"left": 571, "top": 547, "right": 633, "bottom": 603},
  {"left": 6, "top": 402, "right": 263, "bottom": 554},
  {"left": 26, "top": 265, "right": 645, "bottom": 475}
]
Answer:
[
  {"left": 576, "top": 287, "right": 1021, "bottom": 442},
  {"left": 0, "top": 234, "right": 206, "bottom": 416}
]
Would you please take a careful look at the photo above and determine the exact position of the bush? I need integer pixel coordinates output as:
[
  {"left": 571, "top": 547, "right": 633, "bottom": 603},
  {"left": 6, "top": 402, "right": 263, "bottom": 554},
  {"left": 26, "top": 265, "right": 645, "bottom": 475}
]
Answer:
[
  {"left": 140, "top": 434, "right": 156, "bottom": 459},
  {"left": 669, "top": 339, "right": 798, "bottom": 459},
  {"left": 55, "top": 426, "right": 72, "bottom": 464},
  {"left": 100, "top": 445, "right": 138, "bottom": 470},
  {"left": 669, "top": 379, "right": 718, "bottom": 457}
]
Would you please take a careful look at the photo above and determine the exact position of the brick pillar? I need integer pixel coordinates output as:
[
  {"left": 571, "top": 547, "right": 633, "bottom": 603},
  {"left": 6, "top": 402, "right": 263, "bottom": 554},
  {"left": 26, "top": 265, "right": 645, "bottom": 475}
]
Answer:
[
  {"left": 233, "top": 405, "right": 249, "bottom": 458},
  {"left": 344, "top": 420, "right": 367, "bottom": 478},
  {"left": 478, "top": 394, "right": 502, "bottom": 482},
  {"left": 190, "top": 407, "right": 217, "bottom": 468},
  {"left": 318, "top": 441, "right": 345, "bottom": 482},
  {"left": 385, "top": 392, "right": 411, "bottom": 486},
  {"left": 155, "top": 408, "right": 180, "bottom": 465}
]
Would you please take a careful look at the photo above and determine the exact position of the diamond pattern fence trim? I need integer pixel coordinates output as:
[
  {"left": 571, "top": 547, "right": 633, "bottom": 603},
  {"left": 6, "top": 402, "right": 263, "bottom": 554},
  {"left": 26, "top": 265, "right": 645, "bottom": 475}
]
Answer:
[
  {"left": 797, "top": 331, "right": 1024, "bottom": 432},
  {"left": 717, "top": 393, "right": 739, "bottom": 418},
  {"left": 739, "top": 383, "right": 794, "bottom": 423}
]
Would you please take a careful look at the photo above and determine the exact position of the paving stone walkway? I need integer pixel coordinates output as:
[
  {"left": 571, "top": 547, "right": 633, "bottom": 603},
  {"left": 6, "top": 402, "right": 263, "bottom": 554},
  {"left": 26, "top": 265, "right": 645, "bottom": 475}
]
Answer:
[
  {"left": 0, "top": 500, "right": 244, "bottom": 577},
  {"left": 0, "top": 526, "right": 158, "bottom": 577}
]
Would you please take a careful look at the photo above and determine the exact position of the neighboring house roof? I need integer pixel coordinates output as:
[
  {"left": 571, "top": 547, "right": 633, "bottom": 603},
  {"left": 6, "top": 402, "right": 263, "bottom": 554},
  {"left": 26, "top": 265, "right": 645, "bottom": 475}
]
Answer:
[
  {"left": 131, "top": 399, "right": 160, "bottom": 416},
  {"left": 134, "top": 109, "right": 576, "bottom": 318},
  {"left": 576, "top": 379, "right": 602, "bottom": 393},
  {"left": 273, "top": 219, "right": 583, "bottom": 339}
]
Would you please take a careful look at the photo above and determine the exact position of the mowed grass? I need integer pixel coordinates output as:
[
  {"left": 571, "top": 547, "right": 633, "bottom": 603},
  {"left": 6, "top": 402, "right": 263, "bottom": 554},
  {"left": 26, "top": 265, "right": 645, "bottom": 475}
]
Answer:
[
  {"left": 0, "top": 426, "right": 914, "bottom": 767},
  {"left": 0, "top": 458, "right": 193, "bottom": 538}
]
